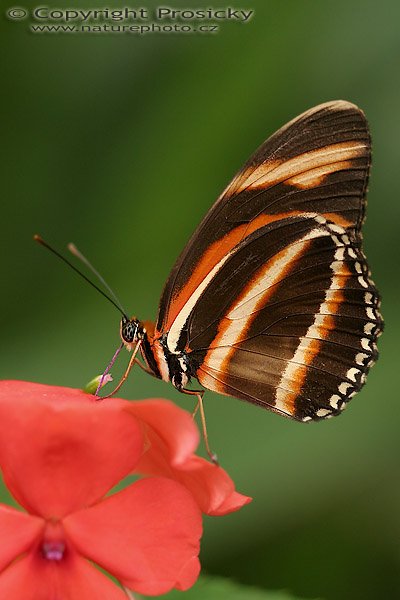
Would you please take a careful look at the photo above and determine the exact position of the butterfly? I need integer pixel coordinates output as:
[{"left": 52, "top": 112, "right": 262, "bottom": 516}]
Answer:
[
  {"left": 111, "top": 100, "right": 383, "bottom": 428},
  {"left": 36, "top": 101, "right": 383, "bottom": 436}
]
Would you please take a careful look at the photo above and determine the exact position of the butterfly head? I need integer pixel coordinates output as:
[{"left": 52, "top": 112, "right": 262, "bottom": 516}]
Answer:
[{"left": 120, "top": 315, "right": 143, "bottom": 350}]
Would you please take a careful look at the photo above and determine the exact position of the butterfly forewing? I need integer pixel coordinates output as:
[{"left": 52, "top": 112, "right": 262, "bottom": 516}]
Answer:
[
  {"left": 153, "top": 100, "right": 382, "bottom": 421},
  {"left": 157, "top": 101, "right": 370, "bottom": 336}
]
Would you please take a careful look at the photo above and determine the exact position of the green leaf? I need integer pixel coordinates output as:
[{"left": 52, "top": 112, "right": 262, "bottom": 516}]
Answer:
[{"left": 137, "top": 576, "right": 315, "bottom": 599}]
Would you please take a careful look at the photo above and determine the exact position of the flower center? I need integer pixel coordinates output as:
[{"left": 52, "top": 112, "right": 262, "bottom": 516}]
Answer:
[{"left": 41, "top": 541, "right": 66, "bottom": 561}]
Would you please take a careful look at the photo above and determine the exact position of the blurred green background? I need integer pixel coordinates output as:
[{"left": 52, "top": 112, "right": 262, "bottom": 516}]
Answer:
[{"left": 1, "top": 0, "right": 399, "bottom": 598}]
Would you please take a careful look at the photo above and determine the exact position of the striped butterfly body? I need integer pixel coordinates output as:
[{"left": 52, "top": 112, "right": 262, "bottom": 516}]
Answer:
[{"left": 122, "top": 101, "right": 383, "bottom": 422}]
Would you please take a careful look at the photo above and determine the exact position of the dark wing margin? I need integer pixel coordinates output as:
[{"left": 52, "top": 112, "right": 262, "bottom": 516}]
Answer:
[{"left": 156, "top": 101, "right": 371, "bottom": 335}]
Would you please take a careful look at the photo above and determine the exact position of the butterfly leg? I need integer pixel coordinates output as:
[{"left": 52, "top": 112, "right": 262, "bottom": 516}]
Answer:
[
  {"left": 133, "top": 357, "right": 155, "bottom": 376},
  {"left": 192, "top": 397, "right": 200, "bottom": 419},
  {"left": 99, "top": 340, "right": 142, "bottom": 399},
  {"left": 179, "top": 387, "right": 219, "bottom": 465}
]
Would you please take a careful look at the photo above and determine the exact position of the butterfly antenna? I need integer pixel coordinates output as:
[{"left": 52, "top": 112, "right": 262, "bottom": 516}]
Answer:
[
  {"left": 68, "top": 242, "right": 128, "bottom": 317},
  {"left": 34, "top": 234, "right": 128, "bottom": 318}
]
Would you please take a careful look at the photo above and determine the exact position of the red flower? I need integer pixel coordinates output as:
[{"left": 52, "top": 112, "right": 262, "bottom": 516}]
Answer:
[{"left": 0, "top": 381, "right": 250, "bottom": 598}]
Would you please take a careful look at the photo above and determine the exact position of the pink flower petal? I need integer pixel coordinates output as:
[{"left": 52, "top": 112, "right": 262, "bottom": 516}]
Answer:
[
  {"left": 174, "top": 556, "right": 201, "bottom": 591},
  {"left": 0, "top": 381, "right": 144, "bottom": 518},
  {"left": 64, "top": 477, "right": 202, "bottom": 596},
  {"left": 0, "top": 505, "right": 44, "bottom": 571},
  {"left": 126, "top": 398, "right": 251, "bottom": 515},
  {"left": 0, "top": 548, "right": 127, "bottom": 600},
  {"left": 136, "top": 449, "right": 251, "bottom": 516},
  {"left": 125, "top": 399, "right": 199, "bottom": 466},
  {"left": 58, "top": 552, "right": 129, "bottom": 600},
  {"left": 174, "top": 456, "right": 252, "bottom": 516}
]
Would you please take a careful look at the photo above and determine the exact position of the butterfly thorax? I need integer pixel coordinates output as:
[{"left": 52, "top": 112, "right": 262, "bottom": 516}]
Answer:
[
  {"left": 149, "top": 334, "right": 192, "bottom": 390},
  {"left": 120, "top": 316, "right": 192, "bottom": 390}
]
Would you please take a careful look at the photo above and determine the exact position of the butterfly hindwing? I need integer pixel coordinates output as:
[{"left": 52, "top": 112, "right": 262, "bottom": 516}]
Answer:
[{"left": 186, "top": 215, "right": 381, "bottom": 420}]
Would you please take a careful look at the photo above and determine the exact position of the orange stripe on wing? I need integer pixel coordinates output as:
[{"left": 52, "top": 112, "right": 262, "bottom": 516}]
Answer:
[
  {"left": 196, "top": 365, "right": 228, "bottom": 396},
  {"left": 163, "top": 211, "right": 305, "bottom": 332},
  {"left": 322, "top": 213, "right": 352, "bottom": 228},
  {"left": 228, "top": 142, "right": 367, "bottom": 196},
  {"left": 287, "top": 160, "right": 355, "bottom": 189}
]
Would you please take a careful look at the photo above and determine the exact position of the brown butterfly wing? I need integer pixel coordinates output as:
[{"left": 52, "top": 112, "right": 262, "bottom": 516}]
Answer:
[{"left": 154, "top": 101, "right": 382, "bottom": 420}]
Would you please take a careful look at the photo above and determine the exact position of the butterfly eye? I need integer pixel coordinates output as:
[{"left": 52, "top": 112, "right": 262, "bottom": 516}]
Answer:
[{"left": 121, "top": 319, "right": 138, "bottom": 344}]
